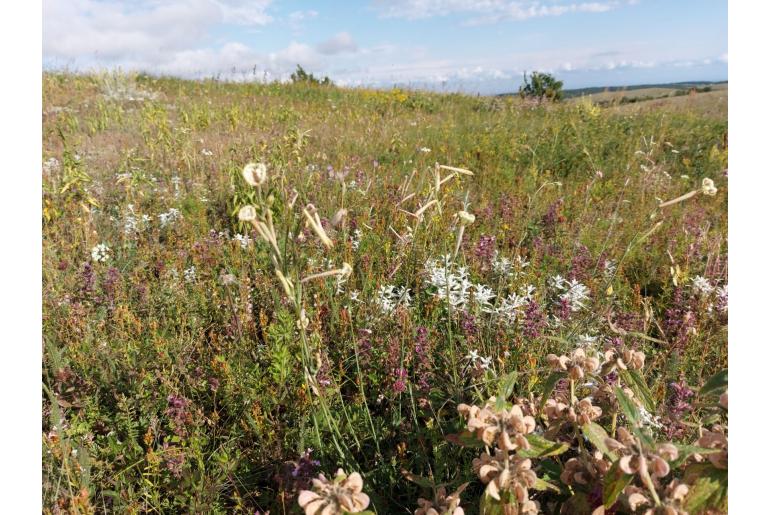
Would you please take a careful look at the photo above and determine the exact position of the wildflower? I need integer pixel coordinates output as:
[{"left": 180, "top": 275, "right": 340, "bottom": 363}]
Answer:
[
  {"left": 425, "top": 255, "right": 473, "bottom": 309},
  {"left": 419, "top": 147, "right": 431, "bottom": 153},
  {"left": 547, "top": 348, "right": 600, "bottom": 380},
  {"left": 605, "top": 428, "right": 678, "bottom": 479},
  {"left": 184, "top": 266, "right": 196, "bottom": 283},
  {"left": 716, "top": 284, "right": 728, "bottom": 313},
  {"left": 457, "top": 399, "right": 536, "bottom": 451},
  {"left": 414, "top": 484, "right": 467, "bottom": 515},
  {"left": 242, "top": 162, "right": 268, "bottom": 187},
  {"left": 560, "top": 451, "right": 611, "bottom": 486},
  {"left": 298, "top": 469, "right": 370, "bottom": 515},
  {"left": 201, "top": 148, "right": 213, "bottom": 156},
  {"left": 697, "top": 426, "right": 728, "bottom": 469},
  {"left": 158, "top": 208, "right": 182, "bottom": 228},
  {"left": 219, "top": 272, "right": 237, "bottom": 286},
  {"left": 331, "top": 208, "right": 348, "bottom": 227},
  {"left": 301, "top": 262, "right": 353, "bottom": 283},
  {"left": 303, "top": 204, "right": 334, "bottom": 249},
  {"left": 238, "top": 205, "right": 257, "bottom": 222},
  {"left": 473, "top": 283, "right": 496, "bottom": 313},
  {"left": 453, "top": 210, "right": 475, "bottom": 258},
  {"left": 701, "top": 177, "right": 717, "bottom": 196},
  {"left": 492, "top": 252, "right": 512, "bottom": 276},
  {"left": 351, "top": 229, "right": 362, "bottom": 250},
  {"left": 233, "top": 233, "right": 251, "bottom": 248},
  {"left": 691, "top": 275, "right": 715, "bottom": 296},
  {"left": 472, "top": 450, "right": 539, "bottom": 511},
  {"left": 376, "top": 284, "right": 412, "bottom": 313},
  {"left": 90, "top": 243, "right": 111, "bottom": 263}
]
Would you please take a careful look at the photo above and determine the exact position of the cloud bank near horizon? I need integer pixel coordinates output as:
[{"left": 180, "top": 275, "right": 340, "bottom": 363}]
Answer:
[{"left": 42, "top": 0, "right": 727, "bottom": 93}]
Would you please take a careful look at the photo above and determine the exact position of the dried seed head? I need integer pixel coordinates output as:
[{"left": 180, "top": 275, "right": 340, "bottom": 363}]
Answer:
[
  {"left": 457, "top": 210, "right": 475, "bottom": 226},
  {"left": 242, "top": 162, "right": 268, "bottom": 186},
  {"left": 701, "top": 177, "right": 717, "bottom": 196},
  {"left": 331, "top": 208, "right": 348, "bottom": 227},
  {"left": 238, "top": 205, "right": 258, "bottom": 222}
]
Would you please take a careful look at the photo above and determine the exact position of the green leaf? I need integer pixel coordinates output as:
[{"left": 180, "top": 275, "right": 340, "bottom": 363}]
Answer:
[
  {"left": 699, "top": 369, "right": 728, "bottom": 398},
  {"left": 445, "top": 431, "right": 485, "bottom": 448},
  {"left": 518, "top": 434, "right": 570, "bottom": 458},
  {"left": 401, "top": 469, "right": 434, "bottom": 488},
  {"left": 684, "top": 465, "right": 727, "bottom": 514},
  {"left": 670, "top": 444, "right": 723, "bottom": 469},
  {"left": 618, "top": 368, "right": 656, "bottom": 412},
  {"left": 603, "top": 461, "right": 633, "bottom": 508},
  {"left": 614, "top": 386, "right": 640, "bottom": 427},
  {"left": 496, "top": 371, "right": 519, "bottom": 409},
  {"left": 532, "top": 477, "right": 561, "bottom": 492},
  {"left": 582, "top": 422, "right": 618, "bottom": 461},
  {"left": 538, "top": 372, "right": 565, "bottom": 411}
]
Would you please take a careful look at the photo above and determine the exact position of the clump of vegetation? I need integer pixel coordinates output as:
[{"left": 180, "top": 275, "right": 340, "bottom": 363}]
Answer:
[
  {"left": 42, "top": 71, "right": 727, "bottom": 513},
  {"left": 519, "top": 71, "right": 564, "bottom": 103},
  {"left": 291, "top": 65, "right": 333, "bottom": 86}
]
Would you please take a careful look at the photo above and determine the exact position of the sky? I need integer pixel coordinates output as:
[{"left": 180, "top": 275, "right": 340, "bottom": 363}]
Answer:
[{"left": 42, "top": 0, "right": 727, "bottom": 94}]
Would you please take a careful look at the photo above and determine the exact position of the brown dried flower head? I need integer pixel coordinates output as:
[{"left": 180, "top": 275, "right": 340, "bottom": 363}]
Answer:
[
  {"left": 414, "top": 483, "right": 467, "bottom": 515},
  {"left": 298, "top": 469, "right": 370, "bottom": 515},
  {"left": 697, "top": 426, "right": 728, "bottom": 469},
  {"left": 458, "top": 399, "right": 536, "bottom": 451},
  {"left": 547, "top": 348, "right": 600, "bottom": 380},
  {"left": 472, "top": 450, "right": 539, "bottom": 512}
]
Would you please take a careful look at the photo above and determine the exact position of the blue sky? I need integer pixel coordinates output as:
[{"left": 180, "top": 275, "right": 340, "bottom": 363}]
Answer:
[{"left": 43, "top": 0, "right": 727, "bottom": 94}]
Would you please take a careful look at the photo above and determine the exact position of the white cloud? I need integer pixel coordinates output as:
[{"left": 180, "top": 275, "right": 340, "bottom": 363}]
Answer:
[
  {"left": 317, "top": 32, "right": 359, "bottom": 55},
  {"left": 371, "top": 0, "right": 624, "bottom": 23}
]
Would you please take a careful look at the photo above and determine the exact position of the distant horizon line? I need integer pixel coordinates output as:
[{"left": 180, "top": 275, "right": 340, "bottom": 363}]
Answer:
[{"left": 41, "top": 67, "right": 728, "bottom": 97}]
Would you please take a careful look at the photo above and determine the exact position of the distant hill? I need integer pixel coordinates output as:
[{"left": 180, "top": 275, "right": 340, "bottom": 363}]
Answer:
[{"left": 560, "top": 80, "right": 728, "bottom": 99}]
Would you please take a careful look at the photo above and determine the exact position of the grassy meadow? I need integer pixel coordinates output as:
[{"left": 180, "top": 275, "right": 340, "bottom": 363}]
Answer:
[{"left": 42, "top": 72, "right": 728, "bottom": 514}]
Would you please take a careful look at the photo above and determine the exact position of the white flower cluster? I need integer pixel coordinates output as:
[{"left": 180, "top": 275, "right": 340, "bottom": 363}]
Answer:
[
  {"left": 425, "top": 254, "right": 474, "bottom": 309},
  {"left": 466, "top": 349, "right": 493, "bottom": 370},
  {"left": 91, "top": 243, "right": 111, "bottom": 263},
  {"left": 184, "top": 266, "right": 197, "bottom": 283},
  {"left": 375, "top": 284, "right": 412, "bottom": 313},
  {"left": 234, "top": 233, "right": 252, "bottom": 249},
  {"left": 158, "top": 208, "right": 182, "bottom": 228},
  {"left": 716, "top": 284, "right": 728, "bottom": 313},
  {"left": 351, "top": 229, "right": 362, "bottom": 251},
  {"left": 122, "top": 204, "right": 152, "bottom": 236},
  {"left": 691, "top": 275, "right": 715, "bottom": 296},
  {"left": 491, "top": 251, "right": 529, "bottom": 278},
  {"left": 495, "top": 285, "right": 536, "bottom": 323},
  {"left": 42, "top": 157, "right": 60, "bottom": 174},
  {"left": 550, "top": 275, "right": 591, "bottom": 312}
]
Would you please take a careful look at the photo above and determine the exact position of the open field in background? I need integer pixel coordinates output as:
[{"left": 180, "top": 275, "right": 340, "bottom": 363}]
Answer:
[{"left": 42, "top": 72, "right": 728, "bottom": 514}]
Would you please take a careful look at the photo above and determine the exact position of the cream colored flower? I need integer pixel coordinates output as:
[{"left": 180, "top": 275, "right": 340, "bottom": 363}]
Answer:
[
  {"left": 457, "top": 211, "right": 475, "bottom": 225},
  {"left": 238, "top": 205, "right": 258, "bottom": 222},
  {"left": 298, "top": 469, "right": 370, "bottom": 515},
  {"left": 701, "top": 177, "right": 717, "bottom": 196},
  {"left": 242, "top": 162, "right": 268, "bottom": 187}
]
